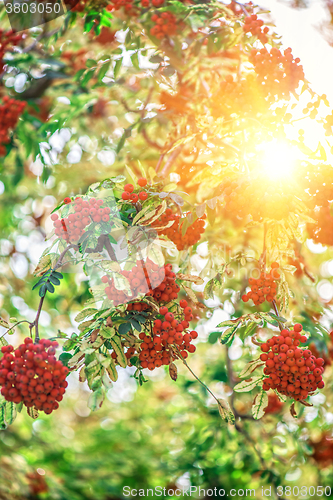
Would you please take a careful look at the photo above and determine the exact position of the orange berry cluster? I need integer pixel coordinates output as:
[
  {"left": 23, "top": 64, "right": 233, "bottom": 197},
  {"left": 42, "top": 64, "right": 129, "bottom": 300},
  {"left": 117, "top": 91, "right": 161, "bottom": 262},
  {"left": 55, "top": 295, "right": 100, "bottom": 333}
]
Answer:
[
  {"left": 138, "top": 302, "right": 198, "bottom": 370},
  {"left": 152, "top": 208, "right": 206, "bottom": 251},
  {"left": 52, "top": 196, "right": 111, "bottom": 243},
  {"left": 209, "top": 74, "right": 267, "bottom": 121},
  {"left": 243, "top": 14, "right": 269, "bottom": 44},
  {"left": 242, "top": 262, "right": 279, "bottom": 305},
  {"left": 141, "top": 0, "right": 163, "bottom": 6},
  {"left": 0, "top": 97, "right": 26, "bottom": 156},
  {"left": 121, "top": 178, "right": 148, "bottom": 203},
  {"left": 0, "top": 29, "right": 23, "bottom": 72},
  {"left": 219, "top": 177, "right": 293, "bottom": 221},
  {"left": 307, "top": 205, "right": 333, "bottom": 247},
  {"left": 103, "top": 260, "right": 180, "bottom": 306},
  {"left": 249, "top": 47, "right": 304, "bottom": 99},
  {"left": 261, "top": 324, "right": 325, "bottom": 401},
  {"left": 150, "top": 12, "right": 177, "bottom": 39},
  {"left": 0, "top": 338, "right": 68, "bottom": 414}
]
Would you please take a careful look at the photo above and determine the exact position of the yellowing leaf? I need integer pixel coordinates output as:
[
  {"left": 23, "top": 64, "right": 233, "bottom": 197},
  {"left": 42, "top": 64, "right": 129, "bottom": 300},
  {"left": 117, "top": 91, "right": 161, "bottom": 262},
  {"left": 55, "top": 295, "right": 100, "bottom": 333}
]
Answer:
[
  {"left": 239, "top": 359, "right": 264, "bottom": 379},
  {"left": 109, "top": 336, "right": 127, "bottom": 368},
  {"left": 217, "top": 398, "right": 235, "bottom": 425},
  {"left": 233, "top": 376, "right": 264, "bottom": 393},
  {"left": 177, "top": 273, "right": 204, "bottom": 285},
  {"left": 252, "top": 390, "right": 268, "bottom": 420}
]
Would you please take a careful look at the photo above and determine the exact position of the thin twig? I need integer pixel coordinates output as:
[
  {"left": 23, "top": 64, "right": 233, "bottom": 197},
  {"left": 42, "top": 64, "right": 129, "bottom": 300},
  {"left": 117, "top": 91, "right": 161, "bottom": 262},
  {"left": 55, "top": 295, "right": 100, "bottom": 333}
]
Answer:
[
  {"left": 272, "top": 299, "right": 283, "bottom": 332},
  {"left": 160, "top": 145, "right": 184, "bottom": 177}
]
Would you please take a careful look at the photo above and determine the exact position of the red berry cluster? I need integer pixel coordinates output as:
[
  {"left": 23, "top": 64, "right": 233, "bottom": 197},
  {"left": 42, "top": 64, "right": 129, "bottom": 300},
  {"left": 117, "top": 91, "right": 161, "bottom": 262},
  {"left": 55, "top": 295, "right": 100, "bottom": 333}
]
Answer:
[
  {"left": 261, "top": 324, "right": 325, "bottom": 401},
  {"left": 108, "top": 0, "right": 134, "bottom": 13},
  {"left": 0, "top": 338, "right": 68, "bottom": 414},
  {"left": 103, "top": 260, "right": 180, "bottom": 306},
  {"left": 310, "top": 433, "right": 333, "bottom": 465},
  {"left": 138, "top": 302, "right": 198, "bottom": 370},
  {"left": 152, "top": 208, "right": 206, "bottom": 251},
  {"left": 307, "top": 205, "right": 333, "bottom": 246},
  {"left": 121, "top": 178, "right": 148, "bottom": 203},
  {"left": 52, "top": 196, "right": 111, "bottom": 243},
  {"left": 0, "top": 97, "right": 26, "bottom": 157},
  {"left": 264, "top": 393, "right": 283, "bottom": 415},
  {"left": 0, "top": 29, "right": 23, "bottom": 72},
  {"left": 243, "top": 14, "right": 269, "bottom": 44},
  {"left": 249, "top": 47, "right": 304, "bottom": 99},
  {"left": 242, "top": 262, "right": 279, "bottom": 305},
  {"left": 150, "top": 12, "right": 177, "bottom": 39},
  {"left": 141, "top": 0, "right": 163, "bottom": 6}
]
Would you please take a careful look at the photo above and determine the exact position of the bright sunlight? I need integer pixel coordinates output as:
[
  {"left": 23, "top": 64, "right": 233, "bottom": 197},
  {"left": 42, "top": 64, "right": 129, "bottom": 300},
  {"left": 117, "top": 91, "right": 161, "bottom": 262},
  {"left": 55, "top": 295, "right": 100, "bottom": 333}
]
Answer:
[{"left": 258, "top": 140, "right": 299, "bottom": 180}]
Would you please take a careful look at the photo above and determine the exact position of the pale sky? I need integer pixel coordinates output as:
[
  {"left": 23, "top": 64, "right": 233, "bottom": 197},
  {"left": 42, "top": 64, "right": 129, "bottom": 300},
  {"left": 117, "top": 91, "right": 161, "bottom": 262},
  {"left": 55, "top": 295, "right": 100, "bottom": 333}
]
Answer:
[{"left": 258, "top": 0, "right": 333, "bottom": 100}]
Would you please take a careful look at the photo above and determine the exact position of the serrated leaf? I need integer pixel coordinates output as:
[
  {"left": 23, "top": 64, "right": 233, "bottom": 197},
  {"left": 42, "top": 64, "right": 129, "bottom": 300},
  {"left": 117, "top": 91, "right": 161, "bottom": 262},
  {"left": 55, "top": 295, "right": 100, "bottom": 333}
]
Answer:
[
  {"left": 148, "top": 244, "right": 165, "bottom": 268},
  {"left": 177, "top": 273, "right": 204, "bottom": 285},
  {"left": 233, "top": 376, "right": 264, "bottom": 393},
  {"left": 100, "top": 326, "right": 116, "bottom": 339},
  {"left": 252, "top": 390, "right": 268, "bottom": 420},
  {"left": 217, "top": 398, "right": 235, "bottom": 425},
  {"left": 75, "top": 308, "right": 98, "bottom": 323},
  {"left": 68, "top": 351, "right": 85, "bottom": 368},
  {"left": 109, "top": 336, "right": 127, "bottom": 368},
  {"left": 78, "top": 320, "right": 95, "bottom": 332},
  {"left": 220, "top": 325, "right": 238, "bottom": 345},
  {"left": 139, "top": 201, "right": 167, "bottom": 225},
  {"left": 182, "top": 284, "right": 199, "bottom": 304},
  {"left": 216, "top": 320, "right": 239, "bottom": 328},
  {"left": 239, "top": 359, "right": 264, "bottom": 379},
  {"left": 106, "top": 357, "right": 118, "bottom": 382}
]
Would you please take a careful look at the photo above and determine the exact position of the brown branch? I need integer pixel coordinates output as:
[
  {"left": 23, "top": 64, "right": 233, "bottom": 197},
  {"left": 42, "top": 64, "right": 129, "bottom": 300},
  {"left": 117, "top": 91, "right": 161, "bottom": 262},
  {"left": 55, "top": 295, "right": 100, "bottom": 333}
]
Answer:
[
  {"left": 160, "top": 145, "right": 184, "bottom": 177},
  {"left": 141, "top": 128, "right": 163, "bottom": 151}
]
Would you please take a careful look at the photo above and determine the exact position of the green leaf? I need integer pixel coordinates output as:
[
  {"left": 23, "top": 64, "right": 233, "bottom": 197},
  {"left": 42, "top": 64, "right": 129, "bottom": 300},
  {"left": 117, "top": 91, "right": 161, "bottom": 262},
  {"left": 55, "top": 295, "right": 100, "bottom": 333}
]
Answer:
[
  {"left": 46, "top": 281, "right": 55, "bottom": 293},
  {"left": 220, "top": 325, "right": 238, "bottom": 345},
  {"left": 130, "top": 318, "right": 141, "bottom": 332},
  {"left": 0, "top": 317, "right": 9, "bottom": 328},
  {"left": 234, "top": 376, "right": 264, "bottom": 393},
  {"left": 39, "top": 284, "right": 47, "bottom": 297},
  {"left": 98, "top": 61, "right": 111, "bottom": 82},
  {"left": 88, "top": 387, "right": 105, "bottom": 411},
  {"left": 106, "top": 358, "right": 118, "bottom": 382},
  {"left": 252, "top": 390, "right": 268, "bottom": 420},
  {"left": 100, "top": 326, "right": 116, "bottom": 339},
  {"left": 74, "top": 308, "right": 98, "bottom": 323},
  {"left": 109, "top": 336, "right": 127, "bottom": 368},
  {"left": 217, "top": 319, "right": 239, "bottom": 328},
  {"left": 49, "top": 275, "right": 61, "bottom": 286},
  {"left": 59, "top": 353, "right": 73, "bottom": 366},
  {"left": 114, "top": 57, "right": 122, "bottom": 79},
  {"left": 118, "top": 323, "right": 132, "bottom": 335},
  {"left": 217, "top": 399, "right": 235, "bottom": 425},
  {"left": 239, "top": 359, "right": 264, "bottom": 379}
]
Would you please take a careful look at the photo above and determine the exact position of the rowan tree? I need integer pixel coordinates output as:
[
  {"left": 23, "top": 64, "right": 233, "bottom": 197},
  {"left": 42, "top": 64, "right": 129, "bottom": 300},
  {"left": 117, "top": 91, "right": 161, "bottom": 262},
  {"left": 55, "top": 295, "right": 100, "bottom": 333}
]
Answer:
[{"left": 0, "top": 0, "right": 333, "bottom": 497}]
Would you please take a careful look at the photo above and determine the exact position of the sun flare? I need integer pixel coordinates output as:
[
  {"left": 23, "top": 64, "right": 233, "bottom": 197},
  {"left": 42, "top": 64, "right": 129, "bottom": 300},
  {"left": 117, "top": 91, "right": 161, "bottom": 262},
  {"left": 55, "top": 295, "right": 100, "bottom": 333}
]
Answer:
[{"left": 258, "top": 140, "right": 299, "bottom": 180}]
